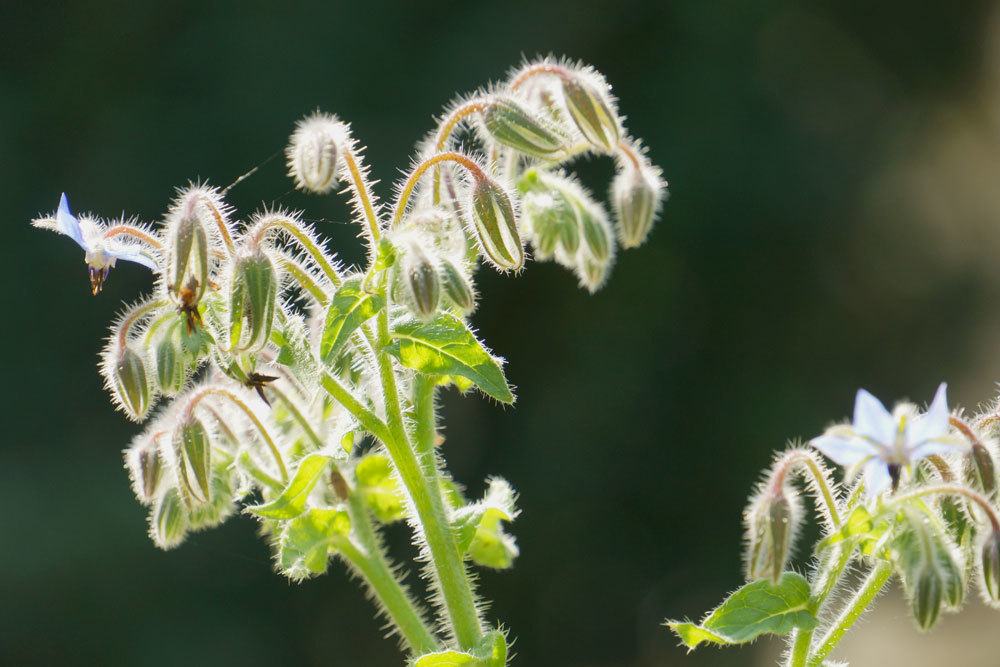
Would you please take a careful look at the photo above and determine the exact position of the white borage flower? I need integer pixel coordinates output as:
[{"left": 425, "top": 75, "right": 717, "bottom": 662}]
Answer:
[
  {"left": 33, "top": 193, "right": 157, "bottom": 294},
  {"left": 811, "top": 383, "right": 969, "bottom": 497}
]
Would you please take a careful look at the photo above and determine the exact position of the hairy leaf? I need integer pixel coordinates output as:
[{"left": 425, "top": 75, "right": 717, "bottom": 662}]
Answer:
[
  {"left": 666, "top": 572, "right": 816, "bottom": 650},
  {"left": 278, "top": 507, "right": 350, "bottom": 580},
  {"left": 247, "top": 454, "right": 331, "bottom": 520},
  {"left": 388, "top": 314, "right": 513, "bottom": 403},
  {"left": 320, "top": 277, "right": 383, "bottom": 362}
]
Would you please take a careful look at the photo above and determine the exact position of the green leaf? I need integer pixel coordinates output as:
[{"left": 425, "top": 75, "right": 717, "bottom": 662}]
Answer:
[
  {"left": 666, "top": 572, "right": 817, "bottom": 651},
  {"left": 452, "top": 478, "right": 519, "bottom": 569},
  {"left": 247, "top": 454, "right": 331, "bottom": 520},
  {"left": 414, "top": 630, "right": 507, "bottom": 667},
  {"left": 355, "top": 454, "right": 406, "bottom": 523},
  {"left": 387, "top": 313, "right": 513, "bottom": 403},
  {"left": 277, "top": 507, "right": 351, "bottom": 580},
  {"left": 320, "top": 277, "right": 384, "bottom": 362},
  {"left": 817, "top": 506, "right": 888, "bottom": 556}
]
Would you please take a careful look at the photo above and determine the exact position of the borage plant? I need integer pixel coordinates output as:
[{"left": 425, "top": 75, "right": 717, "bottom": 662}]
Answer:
[
  {"left": 32, "top": 58, "right": 666, "bottom": 665},
  {"left": 668, "top": 384, "right": 1000, "bottom": 666}
]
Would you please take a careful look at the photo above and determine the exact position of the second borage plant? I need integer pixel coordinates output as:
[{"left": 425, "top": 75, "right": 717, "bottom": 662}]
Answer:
[{"left": 32, "top": 58, "right": 666, "bottom": 664}]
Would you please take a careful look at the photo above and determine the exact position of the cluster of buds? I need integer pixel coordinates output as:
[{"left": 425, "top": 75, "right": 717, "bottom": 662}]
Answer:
[{"left": 34, "top": 57, "right": 665, "bottom": 664}]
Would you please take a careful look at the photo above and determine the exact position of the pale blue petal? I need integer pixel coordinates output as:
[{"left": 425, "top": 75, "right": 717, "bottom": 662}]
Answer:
[
  {"left": 908, "top": 383, "right": 950, "bottom": 449},
  {"left": 853, "top": 389, "right": 894, "bottom": 444},
  {"left": 107, "top": 247, "right": 157, "bottom": 270},
  {"left": 811, "top": 434, "right": 878, "bottom": 466},
  {"left": 909, "top": 436, "right": 970, "bottom": 461},
  {"left": 56, "top": 193, "right": 86, "bottom": 249},
  {"left": 862, "top": 459, "right": 892, "bottom": 497}
]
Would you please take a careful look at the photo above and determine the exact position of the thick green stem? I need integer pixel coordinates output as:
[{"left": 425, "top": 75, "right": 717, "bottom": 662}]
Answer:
[
  {"left": 788, "top": 544, "right": 853, "bottom": 667},
  {"left": 413, "top": 374, "right": 439, "bottom": 474},
  {"left": 808, "top": 562, "right": 892, "bottom": 666},
  {"left": 375, "top": 309, "right": 483, "bottom": 649},
  {"left": 340, "top": 491, "right": 439, "bottom": 654}
]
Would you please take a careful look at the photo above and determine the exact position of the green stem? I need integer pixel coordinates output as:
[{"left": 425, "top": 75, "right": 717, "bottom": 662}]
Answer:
[
  {"left": 413, "top": 373, "right": 439, "bottom": 472},
  {"left": 340, "top": 491, "right": 439, "bottom": 654},
  {"left": 375, "top": 309, "right": 483, "bottom": 649},
  {"left": 808, "top": 562, "right": 892, "bottom": 666},
  {"left": 789, "top": 544, "right": 853, "bottom": 667}
]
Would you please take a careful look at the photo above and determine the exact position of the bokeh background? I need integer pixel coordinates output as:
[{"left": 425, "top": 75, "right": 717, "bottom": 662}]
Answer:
[{"left": 4, "top": 0, "right": 1000, "bottom": 664}]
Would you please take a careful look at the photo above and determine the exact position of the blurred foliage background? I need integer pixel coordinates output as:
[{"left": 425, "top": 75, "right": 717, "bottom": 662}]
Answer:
[{"left": 4, "top": 0, "right": 1000, "bottom": 664}]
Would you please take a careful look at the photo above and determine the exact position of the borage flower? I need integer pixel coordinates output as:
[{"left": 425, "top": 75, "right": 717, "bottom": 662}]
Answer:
[
  {"left": 33, "top": 194, "right": 157, "bottom": 294},
  {"left": 810, "top": 383, "right": 968, "bottom": 497}
]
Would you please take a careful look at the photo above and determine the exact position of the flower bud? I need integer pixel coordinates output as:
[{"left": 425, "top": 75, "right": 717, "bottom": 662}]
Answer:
[
  {"left": 522, "top": 191, "right": 573, "bottom": 260},
  {"left": 745, "top": 488, "right": 798, "bottom": 584},
  {"left": 151, "top": 487, "right": 188, "bottom": 550},
  {"left": 612, "top": 159, "right": 666, "bottom": 249},
  {"left": 113, "top": 345, "right": 152, "bottom": 421},
  {"left": 400, "top": 241, "right": 441, "bottom": 320},
  {"left": 167, "top": 211, "right": 210, "bottom": 305},
  {"left": 440, "top": 258, "right": 475, "bottom": 314},
  {"left": 578, "top": 202, "right": 614, "bottom": 263},
  {"left": 482, "top": 97, "right": 566, "bottom": 159},
  {"left": 912, "top": 568, "right": 943, "bottom": 631},
  {"left": 155, "top": 328, "right": 187, "bottom": 395},
  {"left": 286, "top": 112, "right": 343, "bottom": 194},
  {"left": 174, "top": 417, "right": 212, "bottom": 504},
  {"left": 470, "top": 178, "right": 524, "bottom": 271},
  {"left": 228, "top": 250, "right": 278, "bottom": 353},
  {"left": 126, "top": 442, "right": 164, "bottom": 505},
  {"left": 575, "top": 255, "right": 613, "bottom": 294},
  {"left": 980, "top": 530, "right": 1000, "bottom": 605},
  {"left": 966, "top": 441, "right": 998, "bottom": 499},
  {"left": 561, "top": 75, "right": 620, "bottom": 152}
]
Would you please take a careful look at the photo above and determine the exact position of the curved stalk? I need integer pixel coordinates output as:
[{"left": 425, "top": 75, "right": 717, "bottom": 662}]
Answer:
[
  {"left": 392, "top": 152, "right": 486, "bottom": 228},
  {"left": 250, "top": 216, "right": 342, "bottom": 288},
  {"left": 341, "top": 145, "right": 382, "bottom": 247}
]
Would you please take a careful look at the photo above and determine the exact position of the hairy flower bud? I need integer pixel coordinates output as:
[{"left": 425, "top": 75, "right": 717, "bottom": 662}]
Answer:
[
  {"left": 167, "top": 211, "right": 210, "bottom": 305},
  {"left": 893, "top": 509, "right": 965, "bottom": 630},
  {"left": 578, "top": 201, "right": 613, "bottom": 263},
  {"left": 745, "top": 487, "right": 799, "bottom": 584},
  {"left": 561, "top": 74, "right": 620, "bottom": 152},
  {"left": 612, "top": 157, "right": 666, "bottom": 249},
  {"left": 155, "top": 328, "right": 186, "bottom": 395},
  {"left": 286, "top": 112, "right": 343, "bottom": 194},
  {"left": 482, "top": 97, "right": 566, "bottom": 159},
  {"left": 978, "top": 530, "right": 1000, "bottom": 606},
  {"left": 522, "top": 191, "right": 572, "bottom": 260},
  {"left": 228, "top": 250, "right": 278, "bottom": 353},
  {"left": 151, "top": 487, "right": 188, "bottom": 549},
  {"left": 174, "top": 417, "right": 212, "bottom": 504},
  {"left": 440, "top": 258, "right": 475, "bottom": 314},
  {"left": 126, "top": 442, "right": 164, "bottom": 505},
  {"left": 113, "top": 346, "right": 152, "bottom": 421},
  {"left": 400, "top": 241, "right": 441, "bottom": 320},
  {"left": 966, "top": 441, "right": 998, "bottom": 499},
  {"left": 470, "top": 178, "right": 524, "bottom": 271}
]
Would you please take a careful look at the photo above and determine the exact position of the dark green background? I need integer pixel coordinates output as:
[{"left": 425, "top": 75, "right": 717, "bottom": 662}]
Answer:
[{"left": 3, "top": 1, "right": 999, "bottom": 665}]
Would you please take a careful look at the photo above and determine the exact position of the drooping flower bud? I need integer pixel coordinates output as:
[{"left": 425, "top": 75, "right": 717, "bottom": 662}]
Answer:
[
  {"left": 560, "top": 73, "right": 620, "bottom": 152},
  {"left": 482, "top": 97, "right": 567, "bottom": 159},
  {"left": 126, "top": 441, "right": 164, "bottom": 505},
  {"left": 399, "top": 240, "right": 441, "bottom": 320},
  {"left": 578, "top": 201, "right": 614, "bottom": 263},
  {"left": 167, "top": 210, "right": 210, "bottom": 305},
  {"left": 228, "top": 250, "right": 278, "bottom": 353},
  {"left": 439, "top": 258, "right": 476, "bottom": 314},
  {"left": 744, "top": 486, "right": 799, "bottom": 584},
  {"left": 966, "top": 440, "right": 998, "bottom": 500},
  {"left": 470, "top": 178, "right": 524, "bottom": 271},
  {"left": 173, "top": 417, "right": 212, "bottom": 505},
  {"left": 112, "top": 345, "right": 152, "bottom": 421},
  {"left": 151, "top": 487, "right": 188, "bottom": 550},
  {"left": 286, "top": 112, "right": 344, "bottom": 194},
  {"left": 154, "top": 326, "right": 187, "bottom": 395},
  {"left": 612, "top": 153, "right": 666, "bottom": 249},
  {"left": 893, "top": 509, "right": 966, "bottom": 630},
  {"left": 522, "top": 191, "right": 572, "bottom": 260},
  {"left": 980, "top": 530, "right": 1000, "bottom": 606}
]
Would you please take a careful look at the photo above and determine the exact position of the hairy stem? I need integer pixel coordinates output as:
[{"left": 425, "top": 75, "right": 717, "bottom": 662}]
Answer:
[
  {"left": 339, "top": 484, "right": 439, "bottom": 654},
  {"left": 375, "top": 308, "right": 483, "bottom": 649},
  {"left": 251, "top": 216, "right": 342, "bottom": 287},
  {"left": 808, "top": 562, "right": 892, "bottom": 666},
  {"left": 392, "top": 152, "right": 486, "bottom": 228},
  {"left": 341, "top": 146, "right": 382, "bottom": 248}
]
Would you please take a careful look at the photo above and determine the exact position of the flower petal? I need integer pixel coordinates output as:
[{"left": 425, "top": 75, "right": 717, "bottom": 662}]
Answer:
[
  {"left": 862, "top": 459, "right": 892, "bottom": 498},
  {"left": 908, "top": 383, "right": 950, "bottom": 450},
  {"left": 811, "top": 433, "right": 878, "bottom": 466},
  {"left": 853, "top": 388, "right": 894, "bottom": 445},
  {"left": 107, "top": 246, "right": 157, "bottom": 270},
  {"left": 56, "top": 193, "right": 86, "bottom": 250},
  {"left": 909, "top": 435, "right": 970, "bottom": 461}
]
